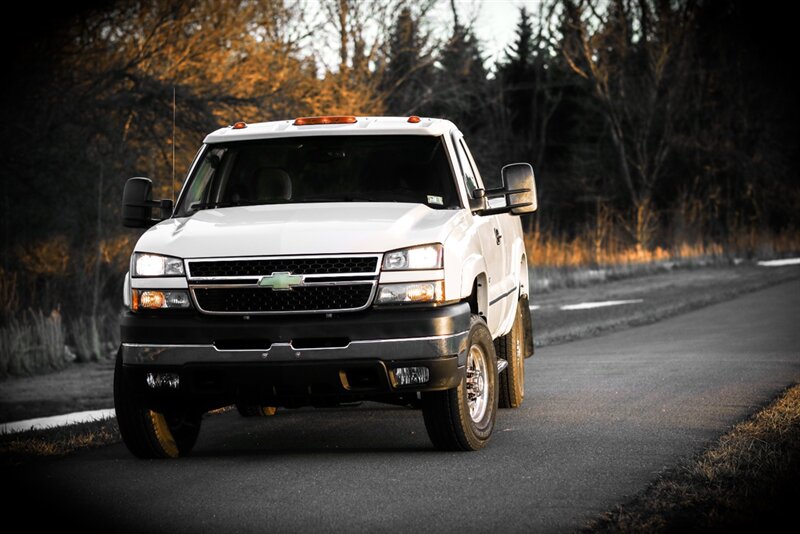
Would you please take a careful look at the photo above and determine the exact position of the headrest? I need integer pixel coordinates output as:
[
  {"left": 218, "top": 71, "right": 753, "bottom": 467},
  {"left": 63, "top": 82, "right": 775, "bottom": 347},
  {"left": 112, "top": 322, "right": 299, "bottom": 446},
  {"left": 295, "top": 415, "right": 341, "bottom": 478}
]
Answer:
[{"left": 254, "top": 167, "right": 291, "bottom": 201}]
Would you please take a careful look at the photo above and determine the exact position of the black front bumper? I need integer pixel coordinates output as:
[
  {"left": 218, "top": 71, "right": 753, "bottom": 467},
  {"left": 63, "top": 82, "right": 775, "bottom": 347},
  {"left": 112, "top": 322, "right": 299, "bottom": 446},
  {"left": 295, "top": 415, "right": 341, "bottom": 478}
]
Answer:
[
  {"left": 120, "top": 303, "right": 470, "bottom": 410},
  {"left": 122, "top": 302, "right": 469, "bottom": 347},
  {"left": 121, "top": 356, "right": 462, "bottom": 412}
]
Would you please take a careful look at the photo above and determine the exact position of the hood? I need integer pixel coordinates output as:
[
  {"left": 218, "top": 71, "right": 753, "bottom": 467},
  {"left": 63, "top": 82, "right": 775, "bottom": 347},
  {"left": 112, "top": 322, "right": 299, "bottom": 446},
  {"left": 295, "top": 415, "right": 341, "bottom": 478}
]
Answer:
[{"left": 134, "top": 203, "right": 467, "bottom": 258}]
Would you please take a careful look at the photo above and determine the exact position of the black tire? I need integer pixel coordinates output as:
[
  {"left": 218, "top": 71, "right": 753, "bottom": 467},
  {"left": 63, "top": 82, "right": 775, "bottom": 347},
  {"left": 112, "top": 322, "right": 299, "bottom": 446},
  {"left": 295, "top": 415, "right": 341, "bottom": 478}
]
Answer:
[
  {"left": 422, "top": 315, "right": 498, "bottom": 451},
  {"left": 236, "top": 404, "right": 277, "bottom": 417},
  {"left": 496, "top": 296, "right": 528, "bottom": 409},
  {"left": 114, "top": 349, "right": 201, "bottom": 459}
]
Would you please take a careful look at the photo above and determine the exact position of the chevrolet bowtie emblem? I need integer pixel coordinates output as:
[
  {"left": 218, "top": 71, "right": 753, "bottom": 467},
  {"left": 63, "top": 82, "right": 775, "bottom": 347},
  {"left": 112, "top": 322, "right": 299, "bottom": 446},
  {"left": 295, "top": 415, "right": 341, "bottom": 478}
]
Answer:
[{"left": 258, "top": 272, "right": 304, "bottom": 290}]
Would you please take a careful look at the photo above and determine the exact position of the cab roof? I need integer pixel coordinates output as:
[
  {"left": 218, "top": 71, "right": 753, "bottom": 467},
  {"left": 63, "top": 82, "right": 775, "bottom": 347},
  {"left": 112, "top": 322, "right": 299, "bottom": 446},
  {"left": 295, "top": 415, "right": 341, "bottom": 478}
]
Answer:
[{"left": 203, "top": 116, "right": 457, "bottom": 144}]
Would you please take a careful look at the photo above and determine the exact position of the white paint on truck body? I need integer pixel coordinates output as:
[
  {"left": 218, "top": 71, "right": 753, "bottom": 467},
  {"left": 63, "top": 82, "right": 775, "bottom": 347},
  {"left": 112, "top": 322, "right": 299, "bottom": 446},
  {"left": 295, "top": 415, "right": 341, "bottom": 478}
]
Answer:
[{"left": 132, "top": 117, "right": 529, "bottom": 339}]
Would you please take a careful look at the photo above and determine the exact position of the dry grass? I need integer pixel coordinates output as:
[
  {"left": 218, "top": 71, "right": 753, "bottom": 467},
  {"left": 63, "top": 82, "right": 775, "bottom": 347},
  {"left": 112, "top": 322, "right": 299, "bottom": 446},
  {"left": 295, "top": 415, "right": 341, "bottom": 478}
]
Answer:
[
  {"left": 0, "top": 311, "right": 118, "bottom": 377},
  {"left": 66, "top": 314, "right": 119, "bottom": 363},
  {"left": 526, "top": 227, "right": 800, "bottom": 270},
  {"left": 68, "top": 316, "right": 102, "bottom": 363},
  {"left": 0, "top": 310, "right": 67, "bottom": 377},
  {"left": 524, "top": 226, "right": 800, "bottom": 293},
  {"left": 585, "top": 384, "right": 800, "bottom": 532},
  {"left": 0, "top": 418, "right": 120, "bottom": 461},
  {"left": 525, "top": 226, "right": 729, "bottom": 270},
  {"left": 0, "top": 267, "right": 19, "bottom": 321}
]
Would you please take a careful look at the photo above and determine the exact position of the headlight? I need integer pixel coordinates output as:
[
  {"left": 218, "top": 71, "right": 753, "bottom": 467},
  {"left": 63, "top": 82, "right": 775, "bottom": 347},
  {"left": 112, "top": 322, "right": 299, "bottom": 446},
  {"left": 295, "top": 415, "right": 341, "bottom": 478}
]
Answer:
[
  {"left": 132, "top": 253, "right": 184, "bottom": 277},
  {"left": 131, "top": 290, "right": 192, "bottom": 311},
  {"left": 375, "top": 281, "right": 444, "bottom": 304},
  {"left": 382, "top": 244, "right": 442, "bottom": 271}
]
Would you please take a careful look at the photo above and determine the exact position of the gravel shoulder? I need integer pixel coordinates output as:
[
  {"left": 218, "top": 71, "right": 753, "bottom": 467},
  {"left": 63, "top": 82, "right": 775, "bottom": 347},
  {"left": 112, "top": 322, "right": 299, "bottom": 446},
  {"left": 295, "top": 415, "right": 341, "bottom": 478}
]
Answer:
[{"left": 1, "top": 261, "right": 798, "bottom": 425}]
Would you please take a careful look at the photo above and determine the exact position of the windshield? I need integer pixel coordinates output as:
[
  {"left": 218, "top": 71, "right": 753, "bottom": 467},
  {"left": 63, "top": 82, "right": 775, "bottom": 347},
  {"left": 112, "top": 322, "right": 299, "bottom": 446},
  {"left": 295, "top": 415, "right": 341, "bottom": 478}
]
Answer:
[{"left": 175, "top": 135, "right": 460, "bottom": 216}]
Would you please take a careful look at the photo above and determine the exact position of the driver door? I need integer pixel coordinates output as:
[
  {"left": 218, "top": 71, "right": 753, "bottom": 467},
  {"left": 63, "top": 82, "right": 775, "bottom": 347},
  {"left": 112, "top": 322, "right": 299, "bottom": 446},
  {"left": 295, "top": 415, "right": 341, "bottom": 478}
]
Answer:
[{"left": 451, "top": 134, "right": 510, "bottom": 336}]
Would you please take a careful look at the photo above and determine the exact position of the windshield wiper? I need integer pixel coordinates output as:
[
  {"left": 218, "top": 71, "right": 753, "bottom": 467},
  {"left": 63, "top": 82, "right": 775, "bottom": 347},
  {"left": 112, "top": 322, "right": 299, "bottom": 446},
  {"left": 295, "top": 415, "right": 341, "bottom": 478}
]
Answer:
[
  {"left": 294, "top": 196, "right": 382, "bottom": 203},
  {"left": 188, "top": 200, "right": 261, "bottom": 212}
]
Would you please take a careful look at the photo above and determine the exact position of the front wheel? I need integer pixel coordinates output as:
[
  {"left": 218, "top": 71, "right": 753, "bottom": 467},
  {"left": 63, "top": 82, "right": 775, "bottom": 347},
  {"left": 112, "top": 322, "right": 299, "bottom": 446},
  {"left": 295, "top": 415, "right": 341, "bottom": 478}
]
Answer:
[
  {"left": 114, "top": 350, "right": 201, "bottom": 459},
  {"left": 422, "top": 315, "right": 498, "bottom": 451}
]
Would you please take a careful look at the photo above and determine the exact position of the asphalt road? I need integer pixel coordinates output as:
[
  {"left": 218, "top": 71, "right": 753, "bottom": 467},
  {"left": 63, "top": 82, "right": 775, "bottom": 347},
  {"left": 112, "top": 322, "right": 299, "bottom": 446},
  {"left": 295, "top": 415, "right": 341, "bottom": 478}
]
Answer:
[{"left": 7, "top": 279, "right": 800, "bottom": 533}]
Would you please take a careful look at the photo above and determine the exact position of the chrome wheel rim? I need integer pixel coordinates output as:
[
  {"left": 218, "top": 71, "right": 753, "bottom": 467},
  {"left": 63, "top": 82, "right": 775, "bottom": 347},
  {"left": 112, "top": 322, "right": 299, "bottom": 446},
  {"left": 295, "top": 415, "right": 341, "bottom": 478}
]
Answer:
[{"left": 466, "top": 344, "right": 489, "bottom": 423}]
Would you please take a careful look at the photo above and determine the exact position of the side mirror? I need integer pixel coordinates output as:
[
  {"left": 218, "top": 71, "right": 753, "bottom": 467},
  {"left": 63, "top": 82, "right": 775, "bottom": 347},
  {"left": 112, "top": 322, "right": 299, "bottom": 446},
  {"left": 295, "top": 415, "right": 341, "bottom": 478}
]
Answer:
[
  {"left": 500, "top": 163, "right": 537, "bottom": 215},
  {"left": 122, "top": 177, "right": 173, "bottom": 228}
]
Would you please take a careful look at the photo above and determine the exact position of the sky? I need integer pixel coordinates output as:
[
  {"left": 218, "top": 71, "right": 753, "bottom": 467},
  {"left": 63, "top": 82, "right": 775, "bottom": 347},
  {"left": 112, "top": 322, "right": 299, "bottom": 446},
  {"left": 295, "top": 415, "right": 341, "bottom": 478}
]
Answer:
[
  {"left": 430, "top": 0, "right": 544, "bottom": 65},
  {"left": 308, "top": 0, "right": 543, "bottom": 75}
]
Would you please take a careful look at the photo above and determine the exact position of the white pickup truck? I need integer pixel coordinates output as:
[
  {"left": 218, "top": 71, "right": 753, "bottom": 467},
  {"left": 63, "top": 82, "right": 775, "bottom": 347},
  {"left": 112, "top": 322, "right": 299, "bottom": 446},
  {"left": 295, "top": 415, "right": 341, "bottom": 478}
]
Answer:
[{"left": 115, "top": 115, "right": 536, "bottom": 458}]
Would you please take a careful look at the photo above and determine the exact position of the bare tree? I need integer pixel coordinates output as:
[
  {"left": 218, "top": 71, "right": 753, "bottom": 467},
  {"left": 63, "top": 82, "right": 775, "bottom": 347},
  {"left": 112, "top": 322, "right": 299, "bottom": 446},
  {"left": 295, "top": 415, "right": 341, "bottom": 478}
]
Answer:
[
  {"left": 315, "top": 0, "right": 406, "bottom": 114},
  {"left": 561, "top": 0, "right": 696, "bottom": 250}
]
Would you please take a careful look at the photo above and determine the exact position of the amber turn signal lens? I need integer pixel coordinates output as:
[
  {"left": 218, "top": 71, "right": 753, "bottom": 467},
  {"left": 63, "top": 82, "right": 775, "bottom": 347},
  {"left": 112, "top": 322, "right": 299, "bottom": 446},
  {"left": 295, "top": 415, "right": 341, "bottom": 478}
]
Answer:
[
  {"left": 293, "top": 116, "right": 357, "bottom": 126},
  {"left": 140, "top": 290, "right": 166, "bottom": 309},
  {"left": 131, "top": 290, "right": 191, "bottom": 311}
]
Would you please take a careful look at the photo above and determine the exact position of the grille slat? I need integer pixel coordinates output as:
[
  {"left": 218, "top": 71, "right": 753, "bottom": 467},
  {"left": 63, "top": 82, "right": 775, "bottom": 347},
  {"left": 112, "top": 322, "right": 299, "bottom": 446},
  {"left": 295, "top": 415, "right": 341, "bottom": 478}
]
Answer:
[
  {"left": 194, "top": 285, "right": 374, "bottom": 313},
  {"left": 189, "top": 257, "right": 378, "bottom": 278}
]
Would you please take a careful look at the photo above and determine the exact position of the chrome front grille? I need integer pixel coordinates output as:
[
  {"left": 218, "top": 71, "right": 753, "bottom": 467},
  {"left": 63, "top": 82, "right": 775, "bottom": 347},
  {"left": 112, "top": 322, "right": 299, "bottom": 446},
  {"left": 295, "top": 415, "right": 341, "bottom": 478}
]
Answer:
[{"left": 186, "top": 254, "right": 380, "bottom": 315}]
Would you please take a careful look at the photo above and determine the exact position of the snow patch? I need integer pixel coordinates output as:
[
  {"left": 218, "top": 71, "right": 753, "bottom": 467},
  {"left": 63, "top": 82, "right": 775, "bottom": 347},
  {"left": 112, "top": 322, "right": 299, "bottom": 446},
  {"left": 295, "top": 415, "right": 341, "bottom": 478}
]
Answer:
[
  {"left": 0, "top": 408, "right": 116, "bottom": 435},
  {"left": 757, "top": 258, "right": 800, "bottom": 267},
  {"left": 560, "top": 299, "right": 644, "bottom": 311},
  {"left": 529, "top": 305, "right": 541, "bottom": 310}
]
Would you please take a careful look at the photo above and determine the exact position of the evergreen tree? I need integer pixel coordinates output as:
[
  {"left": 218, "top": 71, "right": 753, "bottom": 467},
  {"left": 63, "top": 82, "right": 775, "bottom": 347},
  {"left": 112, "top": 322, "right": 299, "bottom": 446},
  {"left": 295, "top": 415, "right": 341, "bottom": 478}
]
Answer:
[
  {"left": 382, "top": 6, "right": 433, "bottom": 115},
  {"left": 495, "top": 7, "right": 564, "bottom": 187},
  {"left": 431, "top": 22, "right": 490, "bottom": 144},
  {"left": 498, "top": 7, "right": 535, "bottom": 139}
]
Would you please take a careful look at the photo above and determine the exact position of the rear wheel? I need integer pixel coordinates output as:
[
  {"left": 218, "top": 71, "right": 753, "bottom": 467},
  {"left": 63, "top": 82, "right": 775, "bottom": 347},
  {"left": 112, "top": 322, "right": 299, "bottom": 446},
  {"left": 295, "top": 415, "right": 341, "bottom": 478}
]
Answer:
[
  {"left": 236, "top": 404, "right": 277, "bottom": 417},
  {"left": 496, "top": 296, "right": 527, "bottom": 408},
  {"left": 422, "top": 315, "right": 498, "bottom": 451},
  {"left": 114, "top": 350, "right": 201, "bottom": 459}
]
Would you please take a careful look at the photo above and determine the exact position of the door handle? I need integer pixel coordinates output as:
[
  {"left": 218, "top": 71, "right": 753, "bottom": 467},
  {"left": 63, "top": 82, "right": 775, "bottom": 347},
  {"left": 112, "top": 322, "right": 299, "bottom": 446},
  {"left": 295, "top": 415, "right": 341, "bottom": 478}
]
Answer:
[{"left": 494, "top": 228, "right": 502, "bottom": 245}]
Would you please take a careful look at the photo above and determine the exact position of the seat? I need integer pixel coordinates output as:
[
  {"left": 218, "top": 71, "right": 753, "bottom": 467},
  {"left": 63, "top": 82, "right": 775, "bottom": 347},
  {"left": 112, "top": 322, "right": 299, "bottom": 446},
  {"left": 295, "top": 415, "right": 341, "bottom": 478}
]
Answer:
[{"left": 253, "top": 167, "right": 292, "bottom": 201}]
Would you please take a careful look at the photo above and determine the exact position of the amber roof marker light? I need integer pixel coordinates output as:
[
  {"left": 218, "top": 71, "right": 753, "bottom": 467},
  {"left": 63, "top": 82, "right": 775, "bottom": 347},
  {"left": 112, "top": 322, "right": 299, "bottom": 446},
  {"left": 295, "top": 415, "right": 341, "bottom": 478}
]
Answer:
[
  {"left": 407, "top": 116, "right": 421, "bottom": 123},
  {"left": 232, "top": 121, "right": 248, "bottom": 129},
  {"left": 293, "top": 116, "right": 358, "bottom": 126}
]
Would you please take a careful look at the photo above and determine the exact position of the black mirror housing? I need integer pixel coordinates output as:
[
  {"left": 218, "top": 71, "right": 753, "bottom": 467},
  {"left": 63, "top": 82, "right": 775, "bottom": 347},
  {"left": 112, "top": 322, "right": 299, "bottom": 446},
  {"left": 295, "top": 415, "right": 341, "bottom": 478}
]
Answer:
[
  {"left": 122, "top": 177, "right": 172, "bottom": 228},
  {"left": 500, "top": 163, "right": 537, "bottom": 215},
  {"left": 160, "top": 199, "right": 174, "bottom": 218},
  {"left": 468, "top": 188, "right": 487, "bottom": 212}
]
